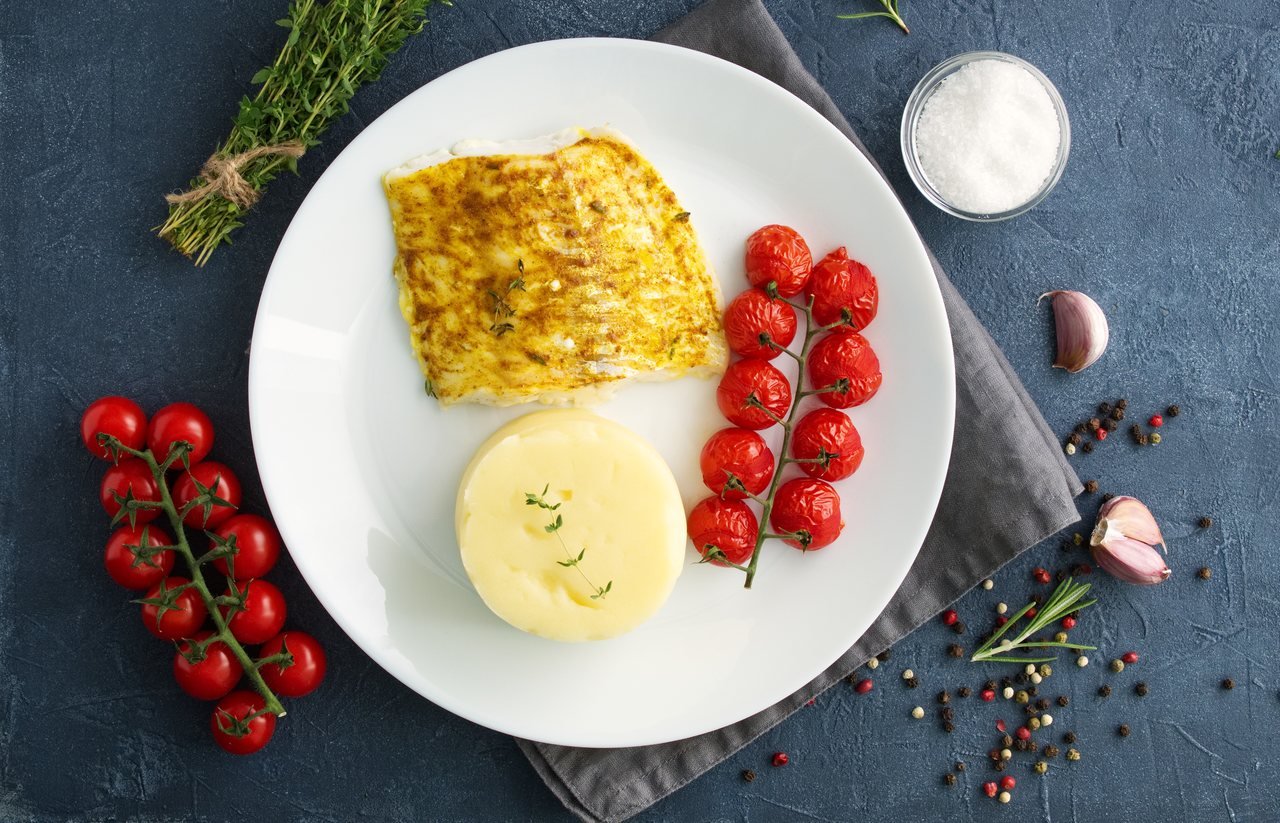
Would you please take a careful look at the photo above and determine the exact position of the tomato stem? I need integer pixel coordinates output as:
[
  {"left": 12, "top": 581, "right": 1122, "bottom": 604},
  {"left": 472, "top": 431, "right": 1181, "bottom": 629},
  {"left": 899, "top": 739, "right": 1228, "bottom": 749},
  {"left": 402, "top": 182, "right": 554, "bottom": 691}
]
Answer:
[
  {"left": 743, "top": 297, "right": 822, "bottom": 588},
  {"left": 111, "top": 440, "right": 287, "bottom": 718}
]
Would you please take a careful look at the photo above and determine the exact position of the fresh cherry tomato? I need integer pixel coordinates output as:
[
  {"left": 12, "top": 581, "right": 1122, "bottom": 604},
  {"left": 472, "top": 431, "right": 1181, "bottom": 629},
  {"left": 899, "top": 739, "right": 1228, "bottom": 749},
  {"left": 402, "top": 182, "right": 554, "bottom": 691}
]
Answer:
[
  {"left": 210, "top": 690, "right": 276, "bottom": 755},
  {"left": 140, "top": 576, "right": 208, "bottom": 640},
  {"left": 80, "top": 397, "right": 147, "bottom": 461},
  {"left": 745, "top": 225, "right": 813, "bottom": 297},
  {"left": 716, "top": 359, "right": 792, "bottom": 430},
  {"left": 222, "top": 579, "right": 287, "bottom": 645},
  {"left": 103, "top": 523, "right": 175, "bottom": 589},
  {"left": 807, "top": 329, "right": 883, "bottom": 409},
  {"left": 258, "top": 631, "right": 327, "bottom": 698},
  {"left": 770, "top": 478, "right": 844, "bottom": 550},
  {"left": 174, "top": 630, "right": 243, "bottom": 701},
  {"left": 803, "top": 246, "right": 879, "bottom": 329},
  {"left": 147, "top": 402, "right": 215, "bottom": 466},
  {"left": 791, "top": 408, "right": 865, "bottom": 481},
  {"left": 211, "top": 514, "right": 282, "bottom": 579},
  {"left": 687, "top": 496, "right": 759, "bottom": 566},
  {"left": 173, "top": 461, "right": 241, "bottom": 528},
  {"left": 700, "top": 428, "right": 775, "bottom": 499},
  {"left": 723, "top": 288, "right": 798, "bottom": 360},
  {"left": 100, "top": 458, "right": 162, "bottom": 525}
]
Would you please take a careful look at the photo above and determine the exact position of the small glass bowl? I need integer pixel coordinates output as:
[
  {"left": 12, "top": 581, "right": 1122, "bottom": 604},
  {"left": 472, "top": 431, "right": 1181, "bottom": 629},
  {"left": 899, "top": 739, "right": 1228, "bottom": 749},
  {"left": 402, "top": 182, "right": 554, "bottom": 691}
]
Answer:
[{"left": 900, "top": 51, "right": 1071, "bottom": 222}]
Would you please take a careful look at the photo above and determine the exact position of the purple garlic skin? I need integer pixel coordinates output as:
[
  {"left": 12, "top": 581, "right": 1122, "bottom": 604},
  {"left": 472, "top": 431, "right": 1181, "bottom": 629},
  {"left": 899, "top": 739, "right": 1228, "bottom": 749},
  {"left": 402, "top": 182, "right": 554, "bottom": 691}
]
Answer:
[
  {"left": 1041, "top": 290, "right": 1108, "bottom": 373},
  {"left": 1090, "top": 496, "right": 1169, "bottom": 585}
]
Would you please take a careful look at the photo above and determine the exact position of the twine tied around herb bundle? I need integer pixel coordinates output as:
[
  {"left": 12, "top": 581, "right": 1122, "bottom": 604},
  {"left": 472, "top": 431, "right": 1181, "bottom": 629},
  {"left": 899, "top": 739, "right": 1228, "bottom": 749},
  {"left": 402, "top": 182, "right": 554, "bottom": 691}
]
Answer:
[{"left": 165, "top": 141, "right": 307, "bottom": 209}]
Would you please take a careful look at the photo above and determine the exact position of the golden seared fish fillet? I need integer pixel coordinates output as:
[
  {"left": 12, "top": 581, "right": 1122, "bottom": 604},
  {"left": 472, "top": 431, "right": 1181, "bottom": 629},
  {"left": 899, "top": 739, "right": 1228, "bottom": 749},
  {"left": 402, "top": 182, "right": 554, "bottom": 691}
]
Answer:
[{"left": 382, "top": 127, "right": 727, "bottom": 407}]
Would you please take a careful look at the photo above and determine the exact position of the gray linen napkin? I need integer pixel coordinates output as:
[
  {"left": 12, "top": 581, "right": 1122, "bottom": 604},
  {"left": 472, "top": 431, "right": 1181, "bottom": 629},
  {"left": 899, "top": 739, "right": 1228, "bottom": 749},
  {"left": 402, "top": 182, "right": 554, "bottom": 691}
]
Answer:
[{"left": 518, "top": 1, "right": 1083, "bottom": 819}]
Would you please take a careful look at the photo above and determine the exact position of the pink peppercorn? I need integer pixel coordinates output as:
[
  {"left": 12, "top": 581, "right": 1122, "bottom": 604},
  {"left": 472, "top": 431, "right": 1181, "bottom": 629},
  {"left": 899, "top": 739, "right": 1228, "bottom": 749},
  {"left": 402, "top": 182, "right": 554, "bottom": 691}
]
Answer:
[
  {"left": 854, "top": 678, "right": 874, "bottom": 694},
  {"left": 1000, "top": 775, "right": 1016, "bottom": 791},
  {"left": 772, "top": 752, "right": 789, "bottom": 767},
  {"left": 983, "top": 781, "right": 998, "bottom": 798},
  {"left": 942, "top": 609, "right": 959, "bottom": 626},
  {"left": 996, "top": 616, "right": 1008, "bottom": 626},
  {"left": 1096, "top": 428, "right": 1108, "bottom": 441},
  {"left": 996, "top": 719, "right": 1007, "bottom": 732},
  {"left": 981, "top": 689, "right": 996, "bottom": 702},
  {"left": 1016, "top": 726, "right": 1031, "bottom": 741},
  {"left": 1149, "top": 415, "right": 1163, "bottom": 428},
  {"left": 1122, "top": 651, "right": 1139, "bottom": 664},
  {"left": 1026, "top": 607, "right": 1038, "bottom": 619},
  {"left": 1062, "top": 616, "right": 1078, "bottom": 630}
]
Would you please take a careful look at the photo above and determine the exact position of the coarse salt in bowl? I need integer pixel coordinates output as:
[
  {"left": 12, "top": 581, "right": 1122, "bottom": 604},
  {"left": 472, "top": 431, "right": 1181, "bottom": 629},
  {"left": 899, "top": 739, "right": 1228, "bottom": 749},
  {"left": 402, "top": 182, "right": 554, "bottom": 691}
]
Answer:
[{"left": 901, "top": 51, "right": 1071, "bottom": 221}]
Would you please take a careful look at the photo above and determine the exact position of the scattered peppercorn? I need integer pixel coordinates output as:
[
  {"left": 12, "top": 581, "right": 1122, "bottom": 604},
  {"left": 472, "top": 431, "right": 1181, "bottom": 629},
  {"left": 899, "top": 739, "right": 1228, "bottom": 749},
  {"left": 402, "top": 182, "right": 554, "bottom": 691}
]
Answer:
[
  {"left": 1054, "top": 631, "right": 1068, "bottom": 643},
  {"left": 1057, "top": 695, "right": 1070, "bottom": 707},
  {"left": 948, "top": 644, "right": 965, "bottom": 658},
  {"left": 1074, "top": 422, "right": 1088, "bottom": 435},
  {"left": 854, "top": 678, "right": 874, "bottom": 695},
  {"left": 942, "top": 609, "right": 958, "bottom": 626},
  {"left": 1028, "top": 717, "right": 1042, "bottom": 731},
  {"left": 1198, "top": 517, "right": 1213, "bottom": 529},
  {"left": 1024, "top": 704, "right": 1039, "bottom": 717},
  {"left": 941, "top": 708, "right": 954, "bottom": 722},
  {"left": 911, "top": 706, "right": 925, "bottom": 719},
  {"left": 1039, "top": 664, "right": 1053, "bottom": 677},
  {"left": 1000, "top": 775, "right": 1016, "bottom": 791},
  {"left": 1036, "top": 698, "right": 1051, "bottom": 710},
  {"left": 982, "top": 579, "right": 994, "bottom": 590},
  {"left": 955, "top": 761, "right": 967, "bottom": 773},
  {"left": 981, "top": 689, "right": 996, "bottom": 702},
  {"left": 1083, "top": 480, "right": 1099, "bottom": 494},
  {"left": 1149, "top": 432, "right": 1162, "bottom": 445},
  {"left": 1001, "top": 734, "right": 1014, "bottom": 748},
  {"left": 1138, "top": 434, "right": 1150, "bottom": 446},
  {"left": 982, "top": 781, "right": 998, "bottom": 798},
  {"left": 1118, "top": 724, "right": 1130, "bottom": 738},
  {"left": 1110, "top": 407, "right": 1125, "bottom": 421},
  {"left": 1003, "top": 686, "right": 1015, "bottom": 699},
  {"left": 1098, "top": 402, "right": 1112, "bottom": 415},
  {"left": 1111, "top": 659, "right": 1126, "bottom": 673},
  {"left": 1000, "top": 748, "right": 1012, "bottom": 761},
  {"left": 1098, "top": 685, "right": 1112, "bottom": 697},
  {"left": 986, "top": 680, "right": 998, "bottom": 691},
  {"left": 1122, "top": 651, "right": 1139, "bottom": 665},
  {"left": 938, "top": 690, "right": 951, "bottom": 705},
  {"left": 958, "top": 687, "right": 972, "bottom": 698},
  {"left": 1082, "top": 442, "right": 1094, "bottom": 453},
  {"left": 1148, "top": 415, "right": 1163, "bottom": 428},
  {"left": 1015, "top": 690, "right": 1030, "bottom": 704},
  {"left": 1066, "top": 748, "right": 1081, "bottom": 761},
  {"left": 902, "top": 668, "right": 914, "bottom": 680},
  {"left": 1063, "top": 732, "right": 1077, "bottom": 744},
  {"left": 1135, "top": 682, "right": 1149, "bottom": 697},
  {"left": 1198, "top": 566, "right": 1213, "bottom": 580},
  {"left": 742, "top": 769, "right": 756, "bottom": 782},
  {"left": 877, "top": 650, "right": 891, "bottom": 661},
  {"left": 952, "top": 621, "right": 966, "bottom": 635},
  {"left": 1068, "top": 432, "right": 1082, "bottom": 446},
  {"left": 772, "top": 752, "right": 789, "bottom": 767},
  {"left": 1116, "top": 398, "right": 1128, "bottom": 410},
  {"left": 1043, "top": 745, "right": 1060, "bottom": 759},
  {"left": 1062, "top": 616, "right": 1078, "bottom": 630},
  {"left": 1103, "top": 418, "right": 1118, "bottom": 432},
  {"left": 1072, "top": 532, "right": 1084, "bottom": 546},
  {"left": 1102, "top": 492, "right": 1114, "bottom": 502},
  {"left": 996, "top": 602, "right": 1008, "bottom": 615},
  {"left": 1034, "top": 760, "right": 1049, "bottom": 775},
  {"left": 996, "top": 616, "right": 1008, "bottom": 627},
  {"left": 998, "top": 790, "right": 1011, "bottom": 803},
  {"left": 1166, "top": 404, "right": 1180, "bottom": 417},
  {"left": 906, "top": 677, "right": 920, "bottom": 689},
  {"left": 944, "top": 773, "right": 957, "bottom": 786},
  {"left": 994, "top": 760, "right": 1006, "bottom": 772},
  {"left": 943, "top": 721, "right": 956, "bottom": 734},
  {"left": 1222, "top": 678, "right": 1235, "bottom": 691},
  {"left": 1088, "top": 417, "right": 1101, "bottom": 431},
  {"left": 1096, "top": 428, "right": 1108, "bottom": 441}
]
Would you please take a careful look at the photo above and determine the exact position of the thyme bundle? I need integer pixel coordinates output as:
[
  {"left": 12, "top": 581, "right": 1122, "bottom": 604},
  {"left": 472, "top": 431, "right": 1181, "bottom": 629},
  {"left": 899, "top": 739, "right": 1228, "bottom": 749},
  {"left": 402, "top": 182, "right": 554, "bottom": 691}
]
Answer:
[{"left": 159, "top": 0, "right": 442, "bottom": 265}]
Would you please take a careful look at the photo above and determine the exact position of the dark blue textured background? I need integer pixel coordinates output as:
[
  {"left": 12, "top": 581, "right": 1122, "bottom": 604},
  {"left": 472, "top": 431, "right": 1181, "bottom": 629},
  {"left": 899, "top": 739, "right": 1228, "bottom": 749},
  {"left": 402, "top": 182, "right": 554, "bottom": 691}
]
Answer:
[{"left": 3, "top": 1, "right": 1277, "bottom": 820}]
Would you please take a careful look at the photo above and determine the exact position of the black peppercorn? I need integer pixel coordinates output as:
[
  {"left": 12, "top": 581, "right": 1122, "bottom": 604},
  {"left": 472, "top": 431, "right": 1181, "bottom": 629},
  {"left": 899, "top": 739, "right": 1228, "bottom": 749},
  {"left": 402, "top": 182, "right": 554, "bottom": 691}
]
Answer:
[
  {"left": 1057, "top": 695, "right": 1070, "bottom": 707},
  {"left": 876, "top": 649, "right": 891, "bottom": 662},
  {"left": 955, "top": 761, "right": 966, "bottom": 773},
  {"left": 994, "top": 761, "right": 1006, "bottom": 772},
  {"left": 1027, "top": 686, "right": 1038, "bottom": 697},
  {"left": 1014, "top": 739, "right": 1030, "bottom": 752},
  {"left": 1222, "top": 678, "right": 1235, "bottom": 690},
  {"left": 1043, "top": 745, "right": 1060, "bottom": 759},
  {"left": 941, "top": 707, "right": 954, "bottom": 722},
  {"left": 1116, "top": 398, "right": 1128, "bottom": 410},
  {"left": 952, "top": 621, "right": 966, "bottom": 635},
  {"left": 742, "top": 769, "right": 756, "bottom": 782},
  {"left": 1198, "top": 567, "right": 1213, "bottom": 580},
  {"left": 1082, "top": 442, "right": 1094, "bottom": 453},
  {"left": 957, "top": 686, "right": 972, "bottom": 698},
  {"left": 948, "top": 644, "right": 965, "bottom": 658},
  {"left": 944, "top": 772, "right": 957, "bottom": 786},
  {"left": 1088, "top": 417, "right": 1101, "bottom": 430},
  {"left": 1002, "top": 734, "right": 1014, "bottom": 748},
  {"left": 1198, "top": 516, "right": 1213, "bottom": 529},
  {"left": 1036, "top": 698, "right": 1051, "bottom": 710},
  {"left": 1138, "top": 434, "right": 1150, "bottom": 446},
  {"left": 1001, "top": 677, "right": 1014, "bottom": 689},
  {"left": 1098, "top": 685, "right": 1111, "bottom": 697},
  {"left": 1103, "top": 418, "right": 1118, "bottom": 432},
  {"left": 1084, "top": 480, "right": 1099, "bottom": 493},
  {"left": 943, "top": 721, "right": 956, "bottom": 734},
  {"left": 906, "top": 677, "right": 919, "bottom": 689},
  {"left": 1110, "top": 406, "right": 1125, "bottom": 421},
  {"left": 1118, "top": 724, "right": 1130, "bottom": 738},
  {"left": 1102, "top": 492, "right": 1114, "bottom": 502},
  {"left": 1166, "top": 404, "right": 1180, "bottom": 417},
  {"left": 985, "top": 680, "right": 997, "bottom": 692},
  {"left": 1074, "top": 422, "right": 1088, "bottom": 435},
  {"left": 1063, "top": 732, "right": 1077, "bottom": 744},
  {"left": 1068, "top": 432, "right": 1083, "bottom": 446},
  {"left": 938, "top": 690, "right": 951, "bottom": 705},
  {"left": 1098, "top": 402, "right": 1112, "bottom": 415}
]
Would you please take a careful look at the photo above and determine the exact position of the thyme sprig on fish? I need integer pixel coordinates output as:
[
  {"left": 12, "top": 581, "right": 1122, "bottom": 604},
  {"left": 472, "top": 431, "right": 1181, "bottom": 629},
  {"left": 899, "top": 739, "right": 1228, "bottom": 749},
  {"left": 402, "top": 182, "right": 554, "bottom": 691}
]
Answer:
[
  {"left": 158, "top": 0, "right": 444, "bottom": 265},
  {"left": 525, "top": 485, "right": 612, "bottom": 600}
]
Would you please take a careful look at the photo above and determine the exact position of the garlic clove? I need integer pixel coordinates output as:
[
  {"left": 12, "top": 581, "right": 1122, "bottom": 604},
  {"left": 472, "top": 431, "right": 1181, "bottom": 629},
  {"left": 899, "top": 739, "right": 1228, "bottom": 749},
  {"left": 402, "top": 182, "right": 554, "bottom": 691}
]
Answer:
[
  {"left": 1094, "top": 495, "right": 1166, "bottom": 552},
  {"left": 1040, "top": 290, "right": 1108, "bottom": 373},
  {"left": 1091, "top": 535, "right": 1171, "bottom": 586}
]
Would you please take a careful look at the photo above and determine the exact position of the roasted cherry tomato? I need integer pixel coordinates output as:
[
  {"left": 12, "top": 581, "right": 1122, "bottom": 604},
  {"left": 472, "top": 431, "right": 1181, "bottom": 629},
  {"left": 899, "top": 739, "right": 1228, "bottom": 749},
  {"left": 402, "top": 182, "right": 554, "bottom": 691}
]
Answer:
[
  {"left": 700, "top": 428, "right": 775, "bottom": 500},
  {"left": 81, "top": 397, "right": 147, "bottom": 461},
  {"left": 791, "top": 408, "right": 865, "bottom": 481},
  {"left": 770, "top": 478, "right": 844, "bottom": 550},
  {"left": 104, "top": 523, "right": 175, "bottom": 589},
  {"left": 745, "top": 225, "right": 813, "bottom": 297},
  {"left": 723, "top": 288, "right": 798, "bottom": 360},
  {"left": 173, "top": 461, "right": 241, "bottom": 529},
  {"left": 174, "top": 630, "right": 243, "bottom": 701},
  {"left": 716, "top": 359, "right": 792, "bottom": 430},
  {"left": 140, "top": 576, "right": 208, "bottom": 640},
  {"left": 807, "top": 329, "right": 883, "bottom": 409},
  {"left": 687, "top": 496, "right": 759, "bottom": 566},
  {"left": 147, "top": 402, "right": 215, "bottom": 467},
  {"left": 211, "top": 514, "right": 282, "bottom": 580},
  {"left": 222, "top": 579, "right": 287, "bottom": 645},
  {"left": 210, "top": 690, "right": 276, "bottom": 755},
  {"left": 258, "top": 631, "right": 327, "bottom": 698},
  {"left": 804, "top": 246, "right": 879, "bottom": 329},
  {"left": 100, "top": 458, "right": 162, "bottom": 525}
]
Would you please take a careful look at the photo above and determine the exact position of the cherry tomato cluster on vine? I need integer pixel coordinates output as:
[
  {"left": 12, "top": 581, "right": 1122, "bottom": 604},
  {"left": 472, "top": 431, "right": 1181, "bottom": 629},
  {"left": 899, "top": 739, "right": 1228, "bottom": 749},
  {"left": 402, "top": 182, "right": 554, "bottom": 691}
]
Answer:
[
  {"left": 81, "top": 396, "right": 327, "bottom": 755},
  {"left": 689, "top": 225, "right": 882, "bottom": 567}
]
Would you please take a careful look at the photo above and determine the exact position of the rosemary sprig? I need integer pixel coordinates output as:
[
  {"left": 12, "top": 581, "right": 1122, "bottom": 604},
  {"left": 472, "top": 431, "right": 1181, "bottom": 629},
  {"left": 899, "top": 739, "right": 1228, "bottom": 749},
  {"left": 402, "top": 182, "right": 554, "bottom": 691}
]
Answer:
[
  {"left": 99, "top": 435, "right": 290, "bottom": 719},
  {"left": 525, "top": 485, "right": 612, "bottom": 600},
  {"left": 970, "top": 578, "right": 1098, "bottom": 664},
  {"left": 158, "top": 0, "right": 442, "bottom": 265},
  {"left": 837, "top": 0, "right": 910, "bottom": 35}
]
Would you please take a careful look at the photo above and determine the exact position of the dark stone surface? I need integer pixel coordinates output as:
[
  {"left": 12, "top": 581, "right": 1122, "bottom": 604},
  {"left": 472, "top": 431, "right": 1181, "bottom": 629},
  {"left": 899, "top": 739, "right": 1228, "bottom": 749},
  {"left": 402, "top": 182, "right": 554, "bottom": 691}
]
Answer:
[{"left": 2, "top": 0, "right": 1277, "bottom": 820}]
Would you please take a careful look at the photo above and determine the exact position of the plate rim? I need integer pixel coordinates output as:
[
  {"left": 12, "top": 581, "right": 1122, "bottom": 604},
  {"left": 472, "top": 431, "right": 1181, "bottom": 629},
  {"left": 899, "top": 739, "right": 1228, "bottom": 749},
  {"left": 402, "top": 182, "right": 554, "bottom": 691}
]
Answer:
[{"left": 248, "top": 36, "right": 956, "bottom": 747}]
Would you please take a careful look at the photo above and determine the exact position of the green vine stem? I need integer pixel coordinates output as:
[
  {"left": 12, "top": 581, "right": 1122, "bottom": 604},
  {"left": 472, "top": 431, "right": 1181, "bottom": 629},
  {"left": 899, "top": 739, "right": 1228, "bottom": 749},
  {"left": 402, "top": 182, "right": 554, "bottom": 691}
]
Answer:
[{"left": 103, "top": 437, "right": 286, "bottom": 718}]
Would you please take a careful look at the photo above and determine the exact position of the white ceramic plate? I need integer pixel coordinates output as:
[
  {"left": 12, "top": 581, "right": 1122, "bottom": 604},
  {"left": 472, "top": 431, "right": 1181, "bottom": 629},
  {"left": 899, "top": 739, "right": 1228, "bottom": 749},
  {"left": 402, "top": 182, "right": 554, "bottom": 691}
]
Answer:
[{"left": 249, "top": 38, "right": 954, "bottom": 748}]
